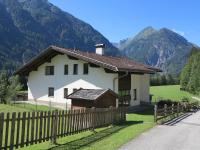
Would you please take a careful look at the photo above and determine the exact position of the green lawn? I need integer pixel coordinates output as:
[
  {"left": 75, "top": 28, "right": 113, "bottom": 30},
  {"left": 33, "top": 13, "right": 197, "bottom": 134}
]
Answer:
[
  {"left": 19, "top": 109, "right": 154, "bottom": 150},
  {"left": 150, "top": 85, "right": 193, "bottom": 102},
  {"left": 0, "top": 103, "right": 56, "bottom": 113}
]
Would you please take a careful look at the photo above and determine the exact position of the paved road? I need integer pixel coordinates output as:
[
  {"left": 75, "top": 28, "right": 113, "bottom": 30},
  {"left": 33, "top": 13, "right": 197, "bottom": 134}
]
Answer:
[{"left": 119, "top": 111, "right": 200, "bottom": 150}]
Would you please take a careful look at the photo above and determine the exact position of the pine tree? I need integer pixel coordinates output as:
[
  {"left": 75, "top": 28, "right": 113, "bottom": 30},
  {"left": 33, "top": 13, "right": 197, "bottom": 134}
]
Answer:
[{"left": 180, "top": 47, "right": 200, "bottom": 94}]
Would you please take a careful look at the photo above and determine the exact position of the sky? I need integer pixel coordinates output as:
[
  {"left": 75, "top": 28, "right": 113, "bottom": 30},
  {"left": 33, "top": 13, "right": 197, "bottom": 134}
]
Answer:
[{"left": 49, "top": 0, "right": 200, "bottom": 45}]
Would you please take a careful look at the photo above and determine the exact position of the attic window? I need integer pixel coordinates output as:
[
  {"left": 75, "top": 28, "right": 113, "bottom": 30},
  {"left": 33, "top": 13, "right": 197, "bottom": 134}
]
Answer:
[{"left": 45, "top": 66, "right": 54, "bottom": 75}]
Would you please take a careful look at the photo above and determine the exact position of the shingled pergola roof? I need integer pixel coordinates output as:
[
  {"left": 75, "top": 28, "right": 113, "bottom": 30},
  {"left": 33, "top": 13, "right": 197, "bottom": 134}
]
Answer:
[
  {"left": 66, "top": 89, "right": 117, "bottom": 101},
  {"left": 15, "top": 45, "right": 162, "bottom": 75}
]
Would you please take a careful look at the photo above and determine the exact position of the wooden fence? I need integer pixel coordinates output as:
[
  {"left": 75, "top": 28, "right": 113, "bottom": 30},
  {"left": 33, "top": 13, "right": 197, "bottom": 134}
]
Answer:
[
  {"left": 154, "top": 102, "right": 199, "bottom": 123},
  {"left": 0, "top": 107, "right": 126, "bottom": 150}
]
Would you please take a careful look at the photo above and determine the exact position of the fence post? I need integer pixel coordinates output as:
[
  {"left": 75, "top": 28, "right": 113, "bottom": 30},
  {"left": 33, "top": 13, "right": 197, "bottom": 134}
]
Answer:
[
  {"left": 154, "top": 105, "right": 157, "bottom": 123},
  {"left": 164, "top": 104, "right": 167, "bottom": 117},
  {"left": 172, "top": 103, "right": 174, "bottom": 115},
  {"left": 123, "top": 107, "right": 126, "bottom": 122},
  {"left": 177, "top": 103, "right": 180, "bottom": 117},
  {"left": 0, "top": 113, "right": 4, "bottom": 149},
  {"left": 91, "top": 107, "right": 96, "bottom": 132},
  {"left": 51, "top": 110, "right": 58, "bottom": 144},
  {"left": 109, "top": 106, "right": 113, "bottom": 124}
]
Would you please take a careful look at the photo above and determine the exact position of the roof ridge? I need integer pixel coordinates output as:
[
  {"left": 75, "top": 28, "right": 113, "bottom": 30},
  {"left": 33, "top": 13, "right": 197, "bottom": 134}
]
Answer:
[{"left": 53, "top": 46, "right": 119, "bottom": 71}]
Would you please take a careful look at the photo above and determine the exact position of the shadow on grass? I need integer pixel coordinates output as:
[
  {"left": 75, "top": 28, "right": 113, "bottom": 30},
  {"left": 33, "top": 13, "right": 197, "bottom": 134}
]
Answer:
[
  {"left": 129, "top": 107, "right": 154, "bottom": 116},
  {"left": 49, "top": 121, "right": 143, "bottom": 150}
]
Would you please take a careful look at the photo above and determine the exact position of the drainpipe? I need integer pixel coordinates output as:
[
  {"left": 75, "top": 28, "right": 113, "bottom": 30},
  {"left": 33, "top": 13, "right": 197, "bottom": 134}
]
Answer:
[{"left": 113, "top": 71, "right": 129, "bottom": 107}]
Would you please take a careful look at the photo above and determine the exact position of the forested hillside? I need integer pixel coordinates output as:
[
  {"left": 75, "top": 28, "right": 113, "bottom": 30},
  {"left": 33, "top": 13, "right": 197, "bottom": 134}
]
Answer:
[
  {"left": 0, "top": 0, "right": 119, "bottom": 72},
  {"left": 180, "top": 47, "right": 200, "bottom": 94}
]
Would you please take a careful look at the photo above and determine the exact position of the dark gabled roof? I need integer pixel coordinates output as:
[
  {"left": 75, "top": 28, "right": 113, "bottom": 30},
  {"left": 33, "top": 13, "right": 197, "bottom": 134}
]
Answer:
[
  {"left": 15, "top": 45, "right": 162, "bottom": 75},
  {"left": 66, "top": 89, "right": 117, "bottom": 101}
]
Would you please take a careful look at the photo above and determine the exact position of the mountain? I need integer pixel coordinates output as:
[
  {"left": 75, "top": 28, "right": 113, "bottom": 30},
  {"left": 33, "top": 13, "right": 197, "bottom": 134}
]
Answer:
[
  {"left": 180, "top": 47, "right": 200, "bottom": 94},
  {"left": 0, "top": 0, "right": 119, "bottom": 72},
  {"left": 118, "top": 26, "right": 194, "bottom": 76}
]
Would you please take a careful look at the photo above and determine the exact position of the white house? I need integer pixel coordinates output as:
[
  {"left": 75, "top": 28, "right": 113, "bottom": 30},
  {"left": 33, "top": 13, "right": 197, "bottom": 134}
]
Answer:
[{"left": 16, "top": 44, "right": 161, "bottom": 108}]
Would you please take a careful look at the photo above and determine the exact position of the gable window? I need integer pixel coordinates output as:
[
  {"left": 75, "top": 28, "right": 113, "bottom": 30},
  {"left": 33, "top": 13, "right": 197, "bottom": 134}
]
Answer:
[
  {"left": 83, "top": 63, "right": 89, "bottom": 74},
  {"left": 48, "top": 87, "right": 54, "bottom": 97},
  {"left": 133, "top": 89, "right": 137, "bottom": 100},
  {"left": 45, "top": 66, "right": 54, "bottom": 75},
  {"left": 64, "top": 88, "right": 68, "bottom": 98},
  {"left": 73, "top": 64, "right": 78, "bottom": 75},
  {"left": 64, "top": 65, "right": 68, "bottom": 75}
]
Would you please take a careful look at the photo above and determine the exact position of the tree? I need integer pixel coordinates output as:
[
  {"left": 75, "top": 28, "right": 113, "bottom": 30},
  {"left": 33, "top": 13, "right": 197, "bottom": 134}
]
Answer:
[
  {"left": 6, "top": 75, "right": 23, "bottom": 103},
  {"left": 0, "top": 72, "right": 9, "bottom": 103},
  {"left": 167, "top": 74, "right": 175, "bottom": 85},
  {"left": 180, "top": 47, "right": 200, "bottom": 94},
  {"left": 0, "top": 72, "right": 22, "bottom": 104},
  {"left": 160, "top": 75, "right": 167, "bottom": 85}
]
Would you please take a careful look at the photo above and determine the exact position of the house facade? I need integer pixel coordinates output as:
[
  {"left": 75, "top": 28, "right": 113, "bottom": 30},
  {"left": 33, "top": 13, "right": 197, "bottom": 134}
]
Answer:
[{"left": 16, "top": 45, "right": 161, "bottom": 108}]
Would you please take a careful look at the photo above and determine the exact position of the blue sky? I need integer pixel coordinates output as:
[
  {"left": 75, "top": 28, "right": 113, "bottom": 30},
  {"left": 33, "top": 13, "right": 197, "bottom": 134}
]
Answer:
[{"left": 49, "top": 0, "right": 200, "bottom": 45}]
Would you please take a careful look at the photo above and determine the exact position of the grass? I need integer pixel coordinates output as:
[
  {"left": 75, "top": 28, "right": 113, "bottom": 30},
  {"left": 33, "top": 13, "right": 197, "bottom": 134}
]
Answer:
[
  {"left": 150, "top": 85, "right": 194, "bottom": 102},
  {"left": 18, "top": 109, "right": 155, "bottom": 150},
  {"left": 0, "top": 103, "right": 56, "bottom": 113}
]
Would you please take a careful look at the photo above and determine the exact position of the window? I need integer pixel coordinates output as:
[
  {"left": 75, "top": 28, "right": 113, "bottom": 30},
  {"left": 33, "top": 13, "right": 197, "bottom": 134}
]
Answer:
[
  {"left": 73, "top": 88, "right": 77, "bottom": 92},
  {"left": 45, "top": 66, "right": 54, "bottom": 75},
  {"left": 133, "top": 89, "right": 137, "bottom": 100},
  {"left": 48, "top": 87, "right": 54, "bottom": 97},
  {"left": 64, "top": 88, "right": 68, "bottom": 98},
  {"left": 118, "top": 90, "right": 130, "bottom": 97},
  {"left": 64, "top": 65, "right": 68, "bottom": 75},
  {"left": 83, "top": 63, "right": 89, "bottom": 74},
  {"left": 73, "top": 64, "right": 78, "bottom": 75}
]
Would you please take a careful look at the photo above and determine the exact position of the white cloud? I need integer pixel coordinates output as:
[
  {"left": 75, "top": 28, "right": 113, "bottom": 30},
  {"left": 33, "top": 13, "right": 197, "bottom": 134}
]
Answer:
[{"left": 172, "top": 29, "right": 185, "bottom": 36}]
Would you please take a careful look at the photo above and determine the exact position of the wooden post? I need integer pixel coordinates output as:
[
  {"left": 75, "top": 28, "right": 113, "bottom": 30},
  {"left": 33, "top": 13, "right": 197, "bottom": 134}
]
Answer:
[
  {"left": 91, "top": 107, "right": 96, "bottom": 132},
  {"left": 51, "top": 110, "right": 58, "bottom": 144},
  {"left": 164, "top": 104, "right": 167, "bottom": 117},
  {"left": 154, "top": 105, "right": 157, "bottom": 123},
  {"left": 109, "top": 106, "right": 113, "bottom": 124},
  {"left": 0, "top": 113, "right": 4, "bottom": 149},
  {"left": 10, "top": 112, "right": 16, "bottom": 150},
  {"left": 177, "top": 103, "right": 180, "bottom": 117},
  {"left": 172, "top": 104, "right": 174, "bottom": 115}
]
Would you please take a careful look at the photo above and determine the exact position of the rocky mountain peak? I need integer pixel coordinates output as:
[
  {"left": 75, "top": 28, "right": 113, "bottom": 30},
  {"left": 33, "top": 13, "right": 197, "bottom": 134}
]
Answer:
[
  {"left": 134, "top": 26, "right": 157, "bottom": 40},
  {"left": 118, "top": 27, "right": 194, "bottom": 75}
]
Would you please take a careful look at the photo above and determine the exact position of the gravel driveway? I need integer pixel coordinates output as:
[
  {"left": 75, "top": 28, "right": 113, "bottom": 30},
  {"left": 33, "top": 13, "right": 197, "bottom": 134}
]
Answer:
[{"left": 119, "top": 111, "right": 200, "bottom": 150}]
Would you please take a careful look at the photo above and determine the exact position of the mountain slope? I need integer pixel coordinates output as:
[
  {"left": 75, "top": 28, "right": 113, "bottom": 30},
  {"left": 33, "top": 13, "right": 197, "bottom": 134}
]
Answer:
[
  {"left": 118, "top": 27, "right": 194, "bottom": 75},
  {"left": 0, "top": 0, "right": 119, "bottom": 71}
]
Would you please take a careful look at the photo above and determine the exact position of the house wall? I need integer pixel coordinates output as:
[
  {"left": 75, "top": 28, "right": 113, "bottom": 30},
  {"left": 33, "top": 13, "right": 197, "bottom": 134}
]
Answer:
[
  {"left": 28, "top": 54, "right": 118, "bottom": 107},
  {"left": 130, "top": 74, "right": 150, "bottom": 106},
  {"left": 140, "top": 74, "right": 150, "bottom": 103}
]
